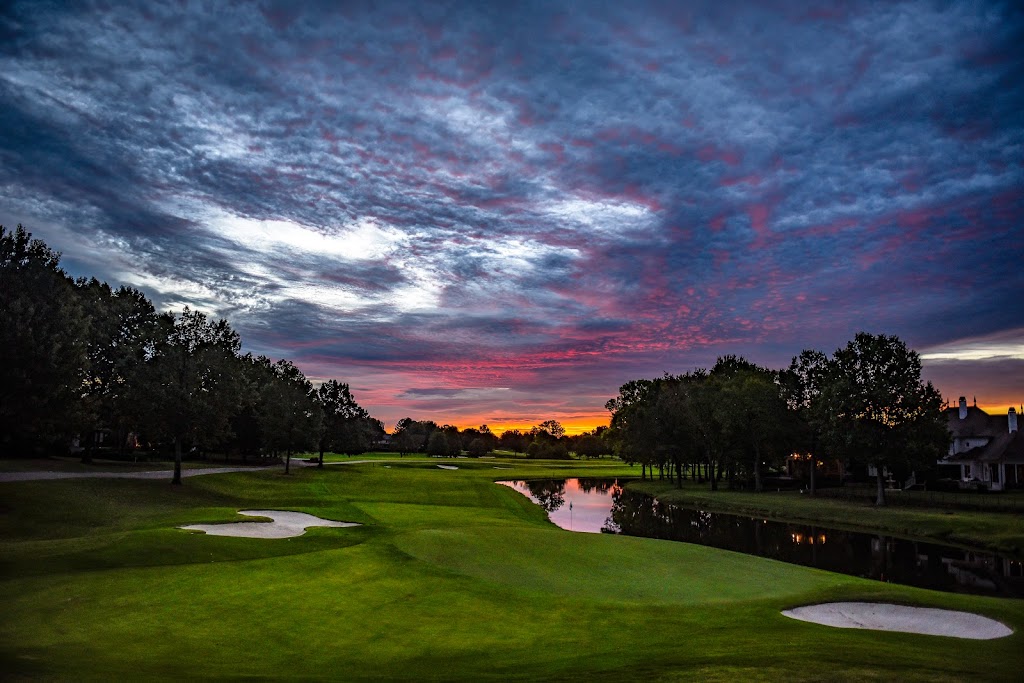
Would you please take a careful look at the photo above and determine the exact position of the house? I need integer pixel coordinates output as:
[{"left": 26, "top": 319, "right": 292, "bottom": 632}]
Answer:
[{"left": 940, "top": 397, "right": 1023, "bottom": 491}]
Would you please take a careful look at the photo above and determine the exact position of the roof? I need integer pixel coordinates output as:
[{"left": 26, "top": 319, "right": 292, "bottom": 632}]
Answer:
[
  {"left": 946, "top": 406, "right": 1013, "bottom": 439},
  {"left": 943, "top": 405, "right": 1022, "bottom": 464},
  {"left": 946, "top": 429, "right": 1024, "bottom": 464}
]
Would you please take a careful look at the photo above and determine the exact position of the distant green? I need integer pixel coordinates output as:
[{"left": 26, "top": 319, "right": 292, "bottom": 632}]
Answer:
[{"left": 2, "top": 458, "right": 1023, "bottom": 681}]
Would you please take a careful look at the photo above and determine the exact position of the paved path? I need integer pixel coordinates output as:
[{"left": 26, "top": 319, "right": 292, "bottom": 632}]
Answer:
[
  {"left": 0, "top": 458, "right": 433, "bottom": 482},
  {"left": 0, "top": 466, "right": 271, "bottom": 483}
]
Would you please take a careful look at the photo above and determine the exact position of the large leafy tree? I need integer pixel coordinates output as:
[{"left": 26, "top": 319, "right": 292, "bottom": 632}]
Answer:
[
  {"left": 227, "top": 354, "right": 278, "bottom": 460},
  {"left": 819, "top": 333, "right": 949, "bottom": 505},
  {"left": 781, "top": 349, "right": 830, "bottom": 494},
  {"left": 75, "top": 278, "right": 167, "bottom": 461},
  {"left": 260, "top": 359, "right": 321, "bottom": 474},
  {"left": 143, "top": 307, "right": 243, "bottom": 484},
  {"left": 0, "top": 225, "right": 90, "bottom": 455},
  {"left": 460, "top": 425, "right": 498, "bottom": 454},
  {"left": 674, "top": 371, "right": 727, "bottom": 491},
  {"left": 605, "top": 379, "right": 661, "bottom": 479},
  {"left": 536, "top": 419, "right": 565, "bottom": 439},
  {"left": 426, "top": 428, "right": 461, "bottom": 457},
  {"left": 316, "top": 380, "right": 380, "bottom": 465},
  {"left": 574, "top": 433, "right": 608, "bottom": 459},
  {"left": 392, "top": 418, "right": 437, "bottom": 456},
  {"left": 713, "top": 359, "right": 793, "bottom": 492},
  {"left": 498, "top": 429, "right": 527, "bottom": 454}
]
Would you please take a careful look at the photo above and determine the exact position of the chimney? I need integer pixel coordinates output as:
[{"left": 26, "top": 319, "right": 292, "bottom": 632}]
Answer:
[
  {"left": 959, "top": 396, "right": 968, "bottom": 420},
  {"left": 1010, "top": 407, "right": 1018, "bottom": 434}
]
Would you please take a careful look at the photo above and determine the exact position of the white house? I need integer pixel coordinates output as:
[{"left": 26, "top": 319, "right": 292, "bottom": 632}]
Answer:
[{"left": 940, "top": 397, "right": 1023, "bottom": 491}]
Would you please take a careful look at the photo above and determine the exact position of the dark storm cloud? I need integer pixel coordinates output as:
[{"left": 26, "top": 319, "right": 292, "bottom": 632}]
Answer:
[{"left": 2, "top": 0, "right": 1022, "bottom": 427}]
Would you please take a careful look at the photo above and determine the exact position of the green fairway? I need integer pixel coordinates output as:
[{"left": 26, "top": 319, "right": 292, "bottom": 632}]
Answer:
[{"left": 2, "top": 459, "right": 1023, "bottom": 681}]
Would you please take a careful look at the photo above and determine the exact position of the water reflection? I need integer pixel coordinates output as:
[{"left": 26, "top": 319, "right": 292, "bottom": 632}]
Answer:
[
  {"left": 499, "top": 478, "right": 1024, "bottom": 598},
  {"left": 501, "top": 479, "right": 623, "bottom": 533}
]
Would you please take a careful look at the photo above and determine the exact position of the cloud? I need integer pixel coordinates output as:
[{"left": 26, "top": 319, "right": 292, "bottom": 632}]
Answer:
[{"left": 1, "top": 0, "right": 1022, "bottom": 429}]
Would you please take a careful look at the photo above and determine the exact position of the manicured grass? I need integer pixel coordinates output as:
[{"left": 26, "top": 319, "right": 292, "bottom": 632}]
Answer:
[
  {"left": 631, "top": 480, "right": 1024, "bottom": 557},
  {"left": 2, "top": 459, "right": 1023, "bottom": 680}
]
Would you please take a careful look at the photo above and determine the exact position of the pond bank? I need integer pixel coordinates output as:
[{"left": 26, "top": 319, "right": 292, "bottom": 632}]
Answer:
[{"left": 628, "top": 480, "right": 1024, "bottom": 559}]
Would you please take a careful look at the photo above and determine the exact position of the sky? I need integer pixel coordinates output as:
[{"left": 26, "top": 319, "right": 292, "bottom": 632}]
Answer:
[{"left": 1, "top": 1, "right": 1022, "bottom": 434}]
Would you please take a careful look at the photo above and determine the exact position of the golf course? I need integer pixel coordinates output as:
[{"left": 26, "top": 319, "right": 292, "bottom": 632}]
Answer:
[{"left": 2, "top": 456, "right": 1023, "bottom": 681}]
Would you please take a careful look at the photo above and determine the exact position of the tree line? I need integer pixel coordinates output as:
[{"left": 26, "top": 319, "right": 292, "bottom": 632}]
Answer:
[
  {"left": 604, "top": 334, "right": 949, "bottom": 505},
  {"left": 390, "top": 418, "right": 610, "bottom": 460},
  {"left": 1, "top": 224, "right": 610, "bottom": 479},
  {"left": 1, "top": 225, "right": 382, "bottom": 482}
]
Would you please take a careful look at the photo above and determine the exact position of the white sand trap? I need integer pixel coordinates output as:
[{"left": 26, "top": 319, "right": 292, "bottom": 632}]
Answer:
[
  {"left": 437, "top": 464, "right": 459, "bottom": 470},
  {"left": 180, "top": 510, "right": 360, "bottom": 539},
  {"left": 782, "top": 602, "right": 1012, "bottom": 640}
]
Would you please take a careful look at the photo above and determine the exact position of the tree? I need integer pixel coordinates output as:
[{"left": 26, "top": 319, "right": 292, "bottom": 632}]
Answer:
[
  {"left": 426, "top": 430, "right": 450, "bottom": 457},
  {"left": 317, "top": 380, "right": 376, "bottom": 465},
  {"left": 0, "top": 225, "right": 90, "bottom": 455},
  {"left": 392, "top": 418, "right": 437, "bottom": 456},
  {"left": 227, "top": 354, "right": 278, "bottom": 460},
  {"left": 499, "top": 429, "right": 527, "bottom": 454},
  {"left": 440, "top": 425, "right": 462, "bottom": 456},
  {"left": 782, "top": 349, "right": 830, "bottom": 494},
  {"left": 143, "top": 307, "right": 243, "bottom": 484},
  {"left": 537, "top": 419, "right": 565, "bottom": 439},
  {"left": 818, "top": 333, "right": 949, "bottom": 505},
  {"left": 575, "top": 434, "right": 606, "bottom": 459},
  {"left": 466, "top": 438, "right": 489, "bottom": 457},
  {"left": 260, "top": 359, "right": 320, "bottom": 475},
  {"left": 477, "top": 424, "right": 498, "bottom": 452},
  {"left": 665, "top": 371, "right": 728, "bottom": 490},
  {"left": 605, "top": 379, "right": 661, "bottom": 478},
  {"left": 75, "top": 279, "right": 166, "bottom": 462},
  {"left": 714, "top": 360, "right": 792, "bottom": 492}
]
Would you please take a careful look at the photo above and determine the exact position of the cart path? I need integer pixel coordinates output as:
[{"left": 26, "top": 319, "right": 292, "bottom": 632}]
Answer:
[{"left": 0, "top": 458, "right": 437, "bottom": 482}]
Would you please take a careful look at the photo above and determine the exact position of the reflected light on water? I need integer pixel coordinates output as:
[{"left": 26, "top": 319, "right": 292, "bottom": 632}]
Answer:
[{"left": 498, "top": 479, "right": 623, "bottom": 533}]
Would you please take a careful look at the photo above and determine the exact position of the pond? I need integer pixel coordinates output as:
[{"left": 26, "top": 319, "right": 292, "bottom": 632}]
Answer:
[{"left": 499, "top": 478, "right": 1024, "bottom": 598}]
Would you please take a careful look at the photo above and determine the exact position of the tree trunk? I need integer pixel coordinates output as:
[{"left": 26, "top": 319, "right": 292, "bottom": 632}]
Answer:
[
  {"left": 710, "top": 461, "right": 718, "bottom": 491},
  {"left": 875, "top": 468, "right": 886, "bottom": 506},
  {"left": 808, "top": 432, "right": 818, "bottom": 495},
  {"left": 172, "top": 436, "right": 183, "bottom": 485},
  {"left": 318, "top": 442, "right": 325, "bottom": 469},
  {"left": 285, "top": 448, "right": 291, "bottom": 475},
  {"left": 753, "top": 445, "right": 763, "bottom": 492},
  {"left": 80, "top": 442, "right": 93, "bottom": 465}
]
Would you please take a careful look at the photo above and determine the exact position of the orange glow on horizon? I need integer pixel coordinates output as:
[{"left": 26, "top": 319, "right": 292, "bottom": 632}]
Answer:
[
  {"left": 975, "top": 402, "right": 1023, "bottom": 417},
  {"left": 435, "top": 414, "right": 608, "bottom": 436}
]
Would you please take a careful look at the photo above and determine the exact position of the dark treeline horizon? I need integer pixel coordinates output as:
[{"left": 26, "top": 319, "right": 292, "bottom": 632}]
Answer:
[
  {"left": 605, "top": 334, "right": 950, "bottom": 505},
  {"left": 1, "top": 224, "right": 385, "bottom": 481},
  {"left": 0, "top": 225, "right": 610, "bottom": 479}
]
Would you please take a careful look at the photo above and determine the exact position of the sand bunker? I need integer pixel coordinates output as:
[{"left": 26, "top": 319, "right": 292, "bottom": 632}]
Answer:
[
  {"left": 180, "top": 510, "right": 360, "bottom": 539},
  {"left": 437, "top": 464, "right": 458, "bottom": 470},
  {"left": 782, "top": 602, "right": 1012, "bottom": 640}
]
